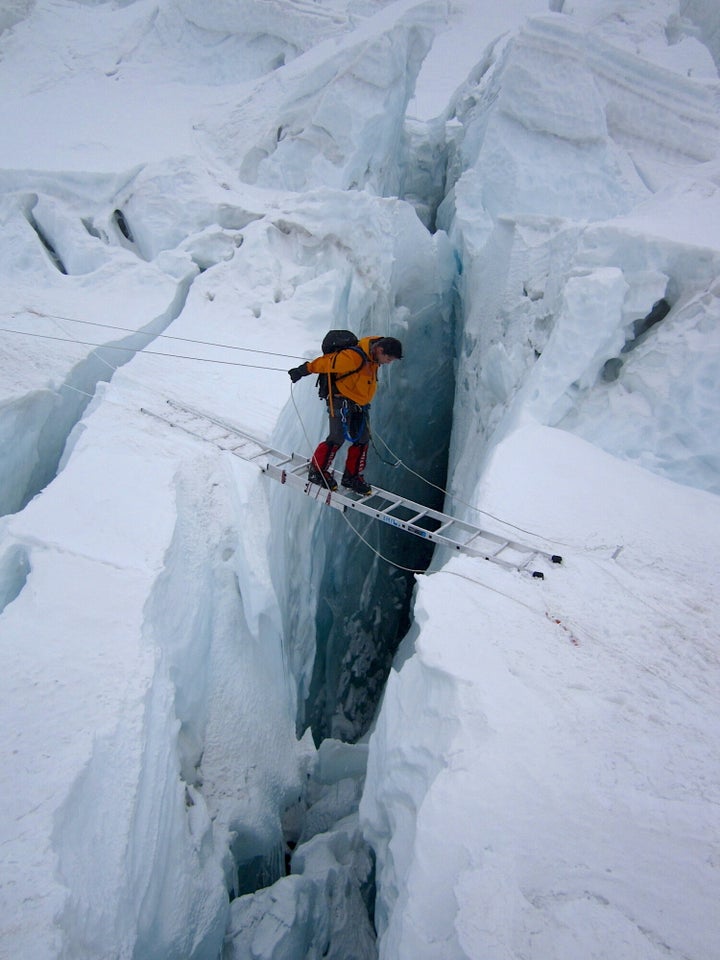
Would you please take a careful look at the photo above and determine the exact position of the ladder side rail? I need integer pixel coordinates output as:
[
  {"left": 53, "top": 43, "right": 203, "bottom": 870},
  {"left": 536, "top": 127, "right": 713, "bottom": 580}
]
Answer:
[
  {"left": 346, "top": 494, "right": 445, "bottom": 535},
  {"left": 343, "top": 502, "right": 506, "bottom": 559},
  {"left": 141, "top": 407, "right": 233, "bottom": 450},
  {"left": 359, "top": 493, "right": 478, "bottom": 535},
  {"left": 167, "top": 399, "right": 249, "bottom": 438},
  {"left": 263, "top": 463, "right": 348, "bottom": 514},
  {"left": 166, "top": 399, "right": 290, "bottom": 461},
  {"left": 457, "top": 530, "right": 527, "bottom": 557},
  {"left": 264, "top": 451, "right": 293, "bottom": 473},
  {"left": 462, "top": 527, "right": 561, "bottom": 564},
  {"left": 380, "top": 498, "right": 512, "bottom": 548},
  {"left": 166, "top": 401, "right": 308, "bottom": 470},
  {"left": 453, "top": 537, "right": 540, "bottom": 569},
  {"left": 150, "top": 402, "right": 562, "bottom": 571},
  {"left": 164, "top": 401, "right": 518, "bottom": 544},
  {"left": 432, "top": 518, "right": 459, "bottom": 536},
  {"left": 388, "top": 496, "right": 473, "bottom": 530},
  {"left": 258, "top": 454, "right": 550, "bottom": 574},
  {"left": 143, "top": 405, "right": 283, "bottom": 463},
  {"left": 266, "top": 454, "right": 309, "bottom": 474},
  {"left": 481, "top": 540, "right": 524, "bottom": 559},
  {"left": 407, "top": 520, "right": 482, "bottom": 553},
  {"left": 415, "top": 527, "right": 531, "bottom": 569},
  {"left": 236, "top": 445, "right": 279, "bottom": 461},
  {"left": 449, "top": 522, "right": 514, "bottom": 548}
]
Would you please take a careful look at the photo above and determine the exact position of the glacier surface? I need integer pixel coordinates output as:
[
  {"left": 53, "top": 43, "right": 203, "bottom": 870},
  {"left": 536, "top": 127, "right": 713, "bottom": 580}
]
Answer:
[{"left": 1, "top": 1, "right": 719, "bottom": 959}]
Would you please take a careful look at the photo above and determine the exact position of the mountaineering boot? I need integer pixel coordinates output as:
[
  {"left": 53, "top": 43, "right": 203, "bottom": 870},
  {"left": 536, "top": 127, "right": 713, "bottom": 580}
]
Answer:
[
  {"left": 308, "top": 464, "right": 338, "bottom": 491},
  {"left": 308, "top": 465, "right": 338, "bottom": 491},
  {"left": 341, "top": 473, "right": 371, "bottom": 495},
  {"left": 308, "top": 441, "right": 339, "bottom": 491},
  {"left": 341, "top": 442, "right": 371, "bottom": 495}
]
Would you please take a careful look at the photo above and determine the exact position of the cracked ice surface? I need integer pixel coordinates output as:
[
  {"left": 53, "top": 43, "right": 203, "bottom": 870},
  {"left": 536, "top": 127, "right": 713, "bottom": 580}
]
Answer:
[{"left": 1, "top": 1, "right": 720, "bottom": 959}]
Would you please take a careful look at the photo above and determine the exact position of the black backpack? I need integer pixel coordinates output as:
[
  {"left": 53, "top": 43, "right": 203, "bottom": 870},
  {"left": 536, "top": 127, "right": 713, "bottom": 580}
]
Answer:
[{"left": 316, "top": 330, "right": 367, "bottom": 400}]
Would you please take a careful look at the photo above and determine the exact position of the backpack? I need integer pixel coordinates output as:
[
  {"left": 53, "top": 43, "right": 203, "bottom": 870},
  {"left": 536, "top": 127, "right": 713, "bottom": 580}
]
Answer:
[{"left": 316, "top": 330, "right": 367, "bottom": 400}]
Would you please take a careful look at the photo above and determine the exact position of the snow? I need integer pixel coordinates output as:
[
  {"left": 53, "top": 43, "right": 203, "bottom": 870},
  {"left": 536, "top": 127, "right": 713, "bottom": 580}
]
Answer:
[
  {"left": 364, "top": 423, "right": 720, "bottom": 959},
  {"left": 1, "top": 0, "right": 719, "bottom": 959}
]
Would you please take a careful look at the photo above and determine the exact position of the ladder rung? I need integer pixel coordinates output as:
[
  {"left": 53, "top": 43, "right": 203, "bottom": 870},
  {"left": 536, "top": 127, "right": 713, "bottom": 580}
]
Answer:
[
  {"left": 228, "top": 441, "right": 257, "bottom": 454},
  {"left": 268, "top": 454, "right": 295, "bottom": 468},
  {"left": 433, "top": 519, "right": 456, "bottom": 535},
  {"left": 385, "top": 502, "right": 423, "bottom": 521},
  {"left": 485, "top": 541, "right": 511, "bottom": 558},
  {"left": 375, "top": 498, "right": 405, "bottom": 515}
]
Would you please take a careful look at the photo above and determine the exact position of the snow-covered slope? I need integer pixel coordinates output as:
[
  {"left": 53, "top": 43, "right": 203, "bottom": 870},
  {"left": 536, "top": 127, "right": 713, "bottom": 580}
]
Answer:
[
  {"left": 1, "top": 1, "right": 719, "bottom": 959},
  {"left": 363, "top": 424, "right": 720, "bottom": 959}
]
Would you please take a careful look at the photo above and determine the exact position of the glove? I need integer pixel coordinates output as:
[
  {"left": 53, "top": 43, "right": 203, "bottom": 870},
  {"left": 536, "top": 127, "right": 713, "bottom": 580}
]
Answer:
[{"left": 288, "top": 362, "right": 310, "bottom": 383}]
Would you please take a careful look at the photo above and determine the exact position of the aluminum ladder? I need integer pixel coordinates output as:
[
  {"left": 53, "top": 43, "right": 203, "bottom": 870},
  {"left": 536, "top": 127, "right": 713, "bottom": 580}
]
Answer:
[{"left": 141, "top": 399, "right": 563, "bottom": 577}]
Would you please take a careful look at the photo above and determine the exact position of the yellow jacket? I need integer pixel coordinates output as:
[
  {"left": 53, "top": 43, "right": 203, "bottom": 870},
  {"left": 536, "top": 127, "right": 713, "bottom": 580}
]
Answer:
[{"left": 307, "top": 336, "right": 381, "bottom": 406}]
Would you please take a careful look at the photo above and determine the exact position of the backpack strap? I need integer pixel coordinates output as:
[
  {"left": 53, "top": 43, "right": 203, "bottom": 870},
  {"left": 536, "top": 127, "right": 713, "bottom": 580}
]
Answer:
[
  {"left": 327, "top": 345, "right": 367, "bottom": 415},
  {"left": 331, "top": 345, "right": 367, "bottom": 380}
]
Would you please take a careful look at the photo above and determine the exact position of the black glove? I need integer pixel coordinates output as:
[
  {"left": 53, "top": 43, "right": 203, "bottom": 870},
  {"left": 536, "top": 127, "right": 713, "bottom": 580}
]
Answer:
[{"left": 288, "top": 362, "right": 310, "bottom": 383}]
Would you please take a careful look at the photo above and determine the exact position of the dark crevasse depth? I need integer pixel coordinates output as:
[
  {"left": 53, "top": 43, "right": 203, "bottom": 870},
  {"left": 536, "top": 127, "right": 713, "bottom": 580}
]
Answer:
[{"left": 303, "top": 335, "right": 456, "bottom": 745}]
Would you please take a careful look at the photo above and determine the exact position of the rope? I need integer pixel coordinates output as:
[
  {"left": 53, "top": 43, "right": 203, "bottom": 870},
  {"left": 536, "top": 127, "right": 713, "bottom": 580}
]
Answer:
[
  {"left": 437, "top": 565, "right": 551, "bottom": 619},
  {"left": 287, "top": 398, "right": 710, "bottom": 703},
  {"left": 47, "top": 311, "right": 119, "bottom": 378},
  {"left": 290, "top": 384, "right": 322, "bottom": 468},
  {"left": 341, "top": 511, "right": 427, "bottom": 574},
  {"left": 20, "top": 307, "right": 306, "bottom": 361},
  {"left": 0, "top": 326, "right": 289, "bottom": 371},
  {"left": 11, "top": 306, "right": 571, "bottom": 549},
  {"left": 290, "top": 388, "right": 562, "bottom": 574},
  {"left": 60, "top": 382, "right": 97, "bottom": 399},
  {"left": 369, "top": 432, "right": 400, "bottom": 467}
]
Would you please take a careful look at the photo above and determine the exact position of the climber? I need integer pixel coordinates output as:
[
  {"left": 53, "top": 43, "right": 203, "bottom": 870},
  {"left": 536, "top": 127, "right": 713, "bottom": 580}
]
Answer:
[{"left": 288, "top": 335, "right": 403, "bottom": 495}]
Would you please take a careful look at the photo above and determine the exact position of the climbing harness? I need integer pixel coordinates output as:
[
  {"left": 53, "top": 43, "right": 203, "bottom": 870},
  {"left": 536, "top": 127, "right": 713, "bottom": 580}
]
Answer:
[{"left": 340, "top": 399, "right": 367, "bottom": 444}]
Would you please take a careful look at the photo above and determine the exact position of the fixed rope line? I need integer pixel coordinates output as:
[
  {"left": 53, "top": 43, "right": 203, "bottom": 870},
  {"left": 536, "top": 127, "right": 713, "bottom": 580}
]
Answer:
[
  {"left": 21, "top": 307, "right": 306, "bottom": 361},
  {"left": 341, "top": 510, "right": 427, "bottom": 574},
  {"left": 59, "top": 382, "right": 97, "bottom": 399},
  {"left": 0, "top": 327, "right": 289, "bottom": 371},
  {"left": 48, "top": 312, "right": 119, "bottom": 378}
]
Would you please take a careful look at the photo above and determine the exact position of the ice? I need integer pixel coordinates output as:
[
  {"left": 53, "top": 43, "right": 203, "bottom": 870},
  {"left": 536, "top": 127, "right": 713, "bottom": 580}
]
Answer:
[
  {"left": 682, "top": 0, "right": 720, "bottom": 70},
  {"left": 364, "top": 424, "right": 720, "bottom": 959},
  {"left": 1, "top": 388, "right": 307, "bottom": 957},
  {"left": 0, "top": 543, "right": 29, "bottom": 616},
  {"left": 410, "top": 0, "right": 555, "bottom": 120},
  {"left": 200, "top": 0, "right": 447, "bottom": 195},
  {"left": 1, "top": 0, "right": 720, "bottom": 958},
  {"left": 225, "top": 741, "right": 374, "bottom": 960}
]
